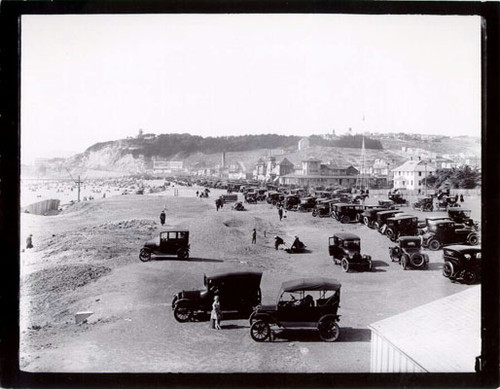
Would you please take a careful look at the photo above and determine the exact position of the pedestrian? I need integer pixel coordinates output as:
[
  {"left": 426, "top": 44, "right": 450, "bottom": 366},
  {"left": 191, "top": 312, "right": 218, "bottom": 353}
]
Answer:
[
  {"left": 460, "top": 194, "right": 464, "bottom": 203},
  {"left": 160, "top": 210, "right": 166, "bottom": 226},
  {"left": 215, "top": 199, "right": 220, "bottom": 211},
  {"left": 211, "top": 295, "right": 222, "bottom": 330},
  {"left": 220, "top": 196, "right": 224, "bottom": 208},
  {"left": 26, "top": 234, "right": 33, "bottom": 249},
  {"left": 274, "top": 235, "right": 284, "bottom": 250},
  {"left": 251, "top": 228, "right": 257, "bottom": 244},
  {"left": 278, "top": 206, "right": 283, "bottom": 221},
  {"left": 196, "top": 190, "right": 199, "bottom": 197}
]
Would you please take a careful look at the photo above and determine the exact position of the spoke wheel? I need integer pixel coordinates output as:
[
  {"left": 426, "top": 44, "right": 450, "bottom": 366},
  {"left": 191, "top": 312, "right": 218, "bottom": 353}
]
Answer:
[
  {"left": 173, "top": 305, "right": 192, "bottom": 322},
  {"left": 363, "top": 216, "right": 370, "bottom": 227},
  {"left": 340, "top": 215, "right": 349, "bottom": 224},
  {"left": 318, "top": 316, "right": 340, "bottom": 342},
  {"left": 139, "top": 249, "right": 151, "bottom": 262},
  {"left": 464, "top": 271, "right": 478, "bottom": 285},
  {"left": 177, "top": 248, "right": 189, "bottom": 260},
  {"left": 250, "top": 320, "right": 271, "bottom": 342},
  {"left": 341, "top": 258, "right": 350, "bottom": 272},
  {"left": 385, "top": 228, "right": 394, "bottom": 239}
]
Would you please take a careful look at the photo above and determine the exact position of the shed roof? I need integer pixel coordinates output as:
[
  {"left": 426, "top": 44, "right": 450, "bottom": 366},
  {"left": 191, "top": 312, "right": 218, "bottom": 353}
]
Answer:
[{"left": 369, "top": 286, "right": 480, "bottom": 372}]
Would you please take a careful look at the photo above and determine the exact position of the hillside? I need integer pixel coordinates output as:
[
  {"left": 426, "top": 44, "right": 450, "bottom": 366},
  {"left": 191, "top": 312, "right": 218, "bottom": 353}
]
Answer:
[{"left": 27, "top": 133, "right": 480, "bottom": 178}]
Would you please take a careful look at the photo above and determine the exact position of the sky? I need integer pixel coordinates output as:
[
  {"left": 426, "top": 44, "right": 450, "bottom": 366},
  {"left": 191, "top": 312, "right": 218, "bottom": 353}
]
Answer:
[{"left": 21, "top": 14, "right": 481, "bottom": 163}]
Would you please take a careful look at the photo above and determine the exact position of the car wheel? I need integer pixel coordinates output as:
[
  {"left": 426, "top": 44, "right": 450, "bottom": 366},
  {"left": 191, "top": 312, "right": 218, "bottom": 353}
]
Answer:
[
  {"left": 340, "top": 215, "right": 350, "bottom": 224},
  {"left": 373, "top": 222, "right": 380, "bottom": 231},
  {"left": 428, "top": 239, "right": 441, "bottom": 251},
  {"left": 410, "top": 253, "right": 425, "bottom": 268},
  {"left": 318, "top": 316, "right": 340, "bottom": 342},
  {"left": 341, "top": 258, "right": 350, "bottom": 272},
  {"left": 363, "top": 216, "right": 370, "bottom": 227},
  {"left": 385, "top": 228, "right": 394, "bottom": 240},
  {"left": 468, "top": 234, "right": 479, "bottom": 246},
  {"left": 442, "top": 261, "right": 454, "bottom": 278},
  {"left": 464, "top": 271, "right": 478, "bottom": 285},
  {"left": 355, "top": 213, "right": 362, "bottom": 223},
  {"left": 250, "top": 320, "right": 271, "bottom": 342},
  {"left": 401, "top": 254, "right": 409, "bottom": 270},
  {"left": 173, "top": 305, "right": 192, "bottom": 322},
  {"left": 312, "top": 210, "right": 318, "bottom": 217},
  {"left": 177, "top": 248, "right": 189, "bottom": 260},
  {"left": 139, "top": 248, "right": 151, "bottom": 262}
]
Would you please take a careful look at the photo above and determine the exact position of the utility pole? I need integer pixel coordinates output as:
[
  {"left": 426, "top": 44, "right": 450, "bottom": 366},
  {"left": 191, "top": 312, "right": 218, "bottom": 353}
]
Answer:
[{"left": 76, "top": 175, "right": 82, "bottom": 202}]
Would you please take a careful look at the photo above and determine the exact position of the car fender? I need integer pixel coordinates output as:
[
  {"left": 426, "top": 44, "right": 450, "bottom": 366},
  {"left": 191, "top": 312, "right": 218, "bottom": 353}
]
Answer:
[{"left": 252, "top": 312, "right": 278, "bottom": 324}]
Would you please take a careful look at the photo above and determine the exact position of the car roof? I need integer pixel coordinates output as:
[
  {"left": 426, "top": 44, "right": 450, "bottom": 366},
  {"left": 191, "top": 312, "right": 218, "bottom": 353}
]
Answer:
[
  {"left": 160, "top": 230, "right": 189, "bottom": 233},
  {"left": 443, "top": 245, "right": 481, "bottom": 254},
  {"left": 333, "top": 202, "right": 352, "bottom": 207},
  {"left": 388, "top": 215, "right": 416, "bottom": 220},
  {"left": 377, "top": 210, "right": 401, "bottom": 215},
  {"left": 281, "top": 278, "right": 341, "bottom": 292},
  {"left": 333, "top": 232, "right": 360, "bottom": 240},
  {"left": 448, "top": 208, "right": 471, "bottom": 212},
  {"left": 205, "top": 271, "right": 263, "bottom": 282}
]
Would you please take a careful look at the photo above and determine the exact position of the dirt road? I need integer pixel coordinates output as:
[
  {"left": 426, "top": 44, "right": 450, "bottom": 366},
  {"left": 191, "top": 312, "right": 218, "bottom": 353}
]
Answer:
[{"left": 20, "top": 188, "right": 479, "bottom": 372}]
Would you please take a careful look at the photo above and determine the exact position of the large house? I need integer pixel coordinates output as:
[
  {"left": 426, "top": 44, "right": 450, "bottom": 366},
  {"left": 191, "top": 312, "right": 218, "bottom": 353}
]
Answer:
[
  {"left": 253, "top": 156, "right": 295, "bottom": 181},
  {"left": 279, "top": 158, "right": 367, "bottom": 188},
  {"left": 392, "top": 159, "right": 435, "bottom": 191}
]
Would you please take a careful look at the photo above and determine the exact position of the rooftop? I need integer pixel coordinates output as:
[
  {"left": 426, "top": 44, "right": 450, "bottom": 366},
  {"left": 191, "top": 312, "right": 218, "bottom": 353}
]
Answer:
[{"left": 392, "top": 160, "right": 436, "bottom": 172}]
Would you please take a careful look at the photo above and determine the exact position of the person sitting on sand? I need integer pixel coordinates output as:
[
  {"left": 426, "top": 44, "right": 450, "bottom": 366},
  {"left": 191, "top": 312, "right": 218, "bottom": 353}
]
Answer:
[
  {"left": 291, "top": 236, "right": 304, "bottom": 251},
  {"left": 274, "top": 236, "right": 284, "bottom": 250}
]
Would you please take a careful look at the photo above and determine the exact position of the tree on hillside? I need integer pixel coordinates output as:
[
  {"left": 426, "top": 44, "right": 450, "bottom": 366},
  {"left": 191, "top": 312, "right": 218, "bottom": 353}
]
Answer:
[{"left": 426, "top": 166, "right": 481, "bottom": 189}]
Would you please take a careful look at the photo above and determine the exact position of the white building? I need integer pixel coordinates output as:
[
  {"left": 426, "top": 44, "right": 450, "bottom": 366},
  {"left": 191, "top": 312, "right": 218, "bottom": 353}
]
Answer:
[
  {"left": 392, "top": 159, "right": 435, "bottom": 190},
  {"left": 298, "top": 137, "right": 310, "bottom": 150},
  {"left": 369, "top": 286, "right": 480, "bottom": 373}
]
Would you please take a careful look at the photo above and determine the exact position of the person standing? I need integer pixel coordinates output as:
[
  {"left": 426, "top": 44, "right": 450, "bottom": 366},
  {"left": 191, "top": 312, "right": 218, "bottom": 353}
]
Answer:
[
  {"left": 460, "top": 194, "right": 464, "bottom": 203},
  {"left": 274, "top": 235, "right": 284, "bottom": 250},
  {"left": 251, "top": 228, "right": 257, "bottom": 244},
  {"left": 211, "top": 295, "right": 222, "bottom": 330},
  {"left": 160, "top": 210, "right": 166, "bottom": 226},
  {"left": 26, "top": 234, "right": 33, "bottom": 249},
  {"left": 278, "top": 206, "right": 284, "bottom": 221},
  {"left": 196, "top": 190, "right": 199, "bottom": 197}
]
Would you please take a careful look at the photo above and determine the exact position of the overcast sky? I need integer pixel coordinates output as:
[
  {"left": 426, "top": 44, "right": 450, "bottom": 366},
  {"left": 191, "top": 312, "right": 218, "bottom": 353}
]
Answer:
[{"left": 21, "top": 14, "right": 481, "bottom": 163}]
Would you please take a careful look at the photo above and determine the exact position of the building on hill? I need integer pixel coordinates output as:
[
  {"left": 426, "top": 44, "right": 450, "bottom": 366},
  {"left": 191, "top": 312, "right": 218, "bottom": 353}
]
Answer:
[
  {"left": 253, "top": 156, "right": 295, "bottom": 182},
  {"left": 153, "top": 159, "right": 185, "bottom": 174},
  {"left": 392, "top": 159, "right": 435, "bottom": 191}
]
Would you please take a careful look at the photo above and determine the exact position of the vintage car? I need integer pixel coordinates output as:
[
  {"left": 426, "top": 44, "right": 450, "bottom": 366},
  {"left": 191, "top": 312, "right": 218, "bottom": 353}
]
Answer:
[
  {"left": 312, "top": 199, "right": 335, "bottom": 217},
  {"left": 434, "top": 192, "right": 460, "bottom": 211},
  {"left": 256, "top": 188, "right": 268, "bottom": 202},
  {"left": 249, "top": 278, "right": 342, "bottom": 342},
  {"left": 266, "top": 191, "right": 285, "bottom": 205},
  {"left": 385, "top": 215, "right": 419, "bottom": 242},
  {"left": 412, "top": 196, "right": 434, "bottom": 212},
  {"left": 361, "top": 207, "right": 389, "bottom": 228},
  {"left": 328, "top": 233, "right": 372, "bottom": 272},
  {"left": 244, "top": 193, "right": 258, "bottom": 204},
  {"left": 296, "top": 196, "right": 317, "bottom": 212},
  {"left": 389, "top": 236, "right": 429, "bottom": 269},
  {"left": 330, "top": 203, "right": 364, "bottom": 224},
  {"left": 447, "top": 208, "right": 478, "bottom": 230},
  {"left": 374, "top": 209, "right": 404, "bottom": 233},
  {"left": 388, "top": 191, "right": 409, "bottom": 206},
  {"left": 421, "top": 220, "right": 479, "bottom": 251},
  {"left": 172, "top": 271, "right": 263, "bottom": 322},
  {"left": 442, "top": 245, "right": 481, "bottom": 284},
  {"left": 378, "top": 199, "right": 395, "bottom": 208},
  {"left": 284, "top": 194, "right": 300, "bottom": 210},
  {"left": 139, "top": 230, "right": 190, "bottom": 261}
]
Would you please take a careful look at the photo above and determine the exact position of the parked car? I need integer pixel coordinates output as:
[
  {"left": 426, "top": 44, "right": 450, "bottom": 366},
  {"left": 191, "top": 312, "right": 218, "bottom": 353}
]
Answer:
[
  {"left": 284, "top": 194, "right": 300, "bottom": 210},
  {"left": 442, "top": 245, "right": 481, "bottom": 284},
  {"left": 312, "top": 199, "right": 335, "bottom": 217},
  {"left": 361, "top": 207, "right": 388, "bottom": 228},
  {"left": 388, "top": 191, "right": 409, "bottom": 206},
  {"left": 139, "top": 230, "right": 190, "bottom": 261},
  {"left": 266, "top": 191, "right": 285, "bottom": 205},
  {"left": 330, "top": 203, "right": 364, "bottom": 224},
  {"left": 172, "top": 271, "right": 263, "bottom": 322},
  {"left": 328, "top": 233, "right": 372, "bottom": 272},
  {"left": 434, "top": 193, "right": 460, "bottom": 211},
  {"left": 378, "top": 199, "right": 395, "bottom": 208},
  {"left": 249, "top": 278, "right": 342, "bottom": 342},
  {"left": 385, "top": 215, "right": 419, "bottom": 242},
  {"left": 296, "top": 196, "right": 317, "bottom": 212},
  {"left": 447, "top": 208, "right": 478, "bottom": 230},
  {"left": 245, "top": 193, "right": 258, "bottom": 204},
  {"left": 421, "top": 220, "right": 479, "bottom": 251},
  {"left": 389, "top": 236, "right": 429, "bottom": 270},
  {"left": 374, "top": 209, "right": 404, "bottom": 233},
  {"left": 413, "top": 196, "right": 434, "bottom": 212}
]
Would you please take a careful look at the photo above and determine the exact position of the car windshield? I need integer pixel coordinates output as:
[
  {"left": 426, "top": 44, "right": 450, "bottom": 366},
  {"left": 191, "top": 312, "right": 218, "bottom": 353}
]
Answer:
[
  {"left": 343, "top": 240, "right": 360, "bottom": 249},
  {"left": 402, "top": 241, "right": 419, "bottom": 248}
]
